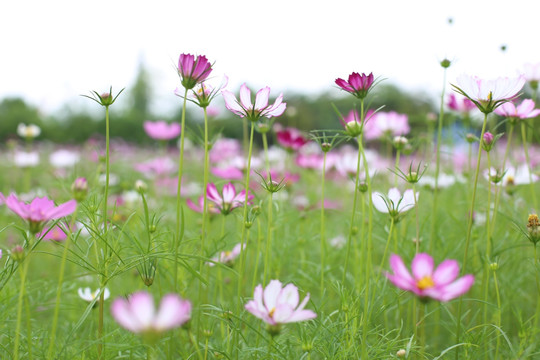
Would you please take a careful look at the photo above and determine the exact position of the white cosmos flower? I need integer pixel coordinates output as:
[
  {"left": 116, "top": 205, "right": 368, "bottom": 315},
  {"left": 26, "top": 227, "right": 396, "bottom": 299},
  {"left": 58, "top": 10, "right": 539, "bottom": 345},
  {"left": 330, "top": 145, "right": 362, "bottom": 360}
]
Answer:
[
  {"left": 78, "top": 287, "right": 110, "bottom": 302},
  {"left": 17, "top": 123, "right": 41, "bottom": 139},
  {"left": 372, "top": 188, "right": 418, "bottom": 219},
  {"left": 13, "top": 151, "right": 39, "bottom": 168},
  {"left": 49, "top": 149, "right": 80, "bottom": 168}
]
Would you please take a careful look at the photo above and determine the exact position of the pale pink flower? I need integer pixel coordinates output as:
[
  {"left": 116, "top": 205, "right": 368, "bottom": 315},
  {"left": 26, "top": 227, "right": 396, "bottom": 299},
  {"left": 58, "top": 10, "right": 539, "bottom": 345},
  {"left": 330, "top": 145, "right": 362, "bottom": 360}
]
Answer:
[
  {"left": 363, "top": 111, "right": 410, "bottom": 141},
  {"left": 186, "top": 195, "right": 220, "bottom": 214},
  {"left": 206, "top": 182, "right": 254, "bottom": 215},
  {"left": 37, "top": 224, "right": 69, "bottom": 241},
  {"left": 452, "top": 74, "right": 526, "bottom": 114},
  {"left": 245, "top": 280, "right": 316, "bottom": 326},
  {"left": 385, "top": 253, "right": 474, "bottom": 302},
  {"left": 6, "top": 194, "right": 77, "bottom": 233},
  {"left": 447, "top": 93, "right": 476, "bottom": 114},
  {"left": 208, "top": 243, "right": 244, "bottom": 267},
  {"left": 372, "top": 188, "right": 417, "bottom": 218},
  {"left": 222, "top": 84, "right": 286, "bottom": 122},
  {"left": 143, "top": 121, "right": 181, "bottom": 141},
  {"left": 523, "top": 63, "right": 540, "bottom": 83},
  {"left": 494, "top": 99, "right": 540, "bottom": 120},
  {"left": 210, "top": 138, "right": 242, "bottom": 163},
  {"left": 134, "top": 157, "right": 176, "bottom": 178},
  {"left": 111, "top": 291, "right": 191, "bottom": 334}
]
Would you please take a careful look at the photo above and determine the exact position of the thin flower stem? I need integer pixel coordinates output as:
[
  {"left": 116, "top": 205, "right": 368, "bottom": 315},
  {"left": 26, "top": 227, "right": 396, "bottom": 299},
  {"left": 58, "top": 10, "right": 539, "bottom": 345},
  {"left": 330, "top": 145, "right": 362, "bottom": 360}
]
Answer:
[
  {"left": 263, "top": 193, "right": 273, "bottom": 285},
  {"left": 520, "top": 122, "right": 538, "bottom": 211},
  {"left": 103, "top": 105, "right": 110, "bottom": 233},
  {"left": 430, "top": 66, "right": 448, "bottom": 253},
  {"left": 377, "top": 217, "right": 395, "bottom": 284},
  {"left": 174, "top": 89, "right": 189, "bottom": 291},
  {"left": 47, "top": 208, "right": 79, "bottom": 358},
  {"left": 251, "top": 218, "right": 263, "bottom": 292},
  {"left": 413, "top": 183, "right": 420, "bottom": 254},
  {"left": 533, "top": 245, "right": 540, "bottom": 329},
  {"left": 455, "top": 111, "right": 489, "bottom": 360},
  {"left": 483, "top": 152, "right": 492, "bottom": 360},
  {"left": 262, "top": 132, "right": 271, "bottom": 180},
  {"left": 394, "top": 149, "right": 400, "bottom": 187},
  {"left": 13, "top": 252, "right": 31, "bottom": 360},
  {"left": 320, "top": 152, "right": 327, "bottom": 299},
  {"left": 493, "top": 268, "right": 502, "bottom": 360},
  {"left": 342, "top": 135, "right": 362, "bottom": 284}
]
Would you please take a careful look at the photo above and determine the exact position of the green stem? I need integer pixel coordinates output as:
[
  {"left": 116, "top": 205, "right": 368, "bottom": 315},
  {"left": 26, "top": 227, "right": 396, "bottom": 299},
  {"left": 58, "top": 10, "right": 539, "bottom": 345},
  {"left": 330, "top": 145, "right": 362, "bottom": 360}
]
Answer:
[
  {"left": 47, "top": 208, "right": 79, "bottom": 358},
  {"left": 493, "top": 268, "right": 502, "bottom": 360},
  {"left": 103, "top": 105, "right": 110, "bottom": 233},
  {"left": 521, "top": 121, "right": 538, "bottom": 211},
  {"left": 263, "top": 193, "right": 273, "bottom": 285},
  {"left": 394, "top": 150, "right": 400, "bottom": 187},
  {"left": 413, "top": 183, "right": 420, "bottom": 254},
  {"left": 174, "top": 89, "right": 189, "bottom": 291},
  {"left": 13, "top": 252, "right": 31, "bottom": 360},
  {"left": 377, "top": 217, "right": 395, "bottom": 284},
  {"left": 320, "top": 152, "right": 327, "bottom": 299},
  {"left": 430, "top": 66, "right": 448, "bottom": 253},
  {"left": 455, "top": 111, "right": 489, "bottom": 360}
]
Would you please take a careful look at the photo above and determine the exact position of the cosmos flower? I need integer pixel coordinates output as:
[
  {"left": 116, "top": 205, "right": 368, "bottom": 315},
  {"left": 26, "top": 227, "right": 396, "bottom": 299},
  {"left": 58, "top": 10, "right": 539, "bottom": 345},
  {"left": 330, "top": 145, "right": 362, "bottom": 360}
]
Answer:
[
  {"left": 222, "top": 84, "right": 286, "bottom": 122},
  {"left": 335, "top": 72, "right": 375, "bottom": 99},
  {"left": 363, "top": 111, "right": 410, "bottom": 141},
  {"left": 245, "top": 280, "right": 316, "bottom": 326},
  {"left": 494, "top": 99, "right": 540, "bottom": 122},
  {"left": 385, "top": 253, "right": 474, "bottom": 302},
  {"left": 143, "top": 121, "right": 181, "bottom": 141},
  {"left": 372, "top": 188, "right": 417, "bottom": 220},
  {"left": 6, "top": 194, "right": 77, "bottom": 234},
  {"left": 275, "top": 127, "right": 308, "bottom": 151},
  {"left": 13, "top": 151, "right": 39, "bottom": 168},
  {"left": 78, "top": 287, "right": 110, "bottom": 302},
  {"left": 452, "top": 74, "right": 526, "bottom": 114},
  {"left": 208, "top": 243, "right": 244, "bottom": 267},
  {"left": 111, "top": 291, "right": 191, "bottom": 334},
  {"left": 17, "top": 123, "right": 41, "bottom": 139},
  {"left": 49, "top": 149, "right": 80, "bottom": 168},
  {"left": 206, "top": 182, "right": 254, "bottom": 215},
  {"left": 177, "top": 53, "right": 212, "bottom": 90}
]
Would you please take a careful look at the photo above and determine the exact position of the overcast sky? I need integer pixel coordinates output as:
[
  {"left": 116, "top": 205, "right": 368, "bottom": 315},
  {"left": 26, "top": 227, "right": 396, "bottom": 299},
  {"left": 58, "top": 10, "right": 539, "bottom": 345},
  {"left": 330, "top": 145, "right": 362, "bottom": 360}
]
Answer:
[{"left": 1, "top": 0, "right": 538, "bottom": 116}]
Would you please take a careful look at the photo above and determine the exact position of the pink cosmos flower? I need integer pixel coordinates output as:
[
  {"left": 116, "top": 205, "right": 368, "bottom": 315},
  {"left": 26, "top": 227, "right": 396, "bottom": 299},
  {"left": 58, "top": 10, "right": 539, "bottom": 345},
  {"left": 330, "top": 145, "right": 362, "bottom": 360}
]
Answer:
[
  {"left": 385, "top": 253, "right": 474, "bottom": 302},
  {"left": 275, "top": 127, "right": 308, "bottom": 151},
  {"left": 523, "top": 63, "right": 540, "bottom": 83},
  {"left": 208, "top": 243, "right": 244, "bottom": 267},
  {"left": 452, "top": 74, "right": 526, "bottom": 114},
  {"left": 186, "top": 195, "right": 220, "bottom": 214},
  {"left": 335, "top": 72, "right": 375, "bottom": 99},
  {"left": 363, "top": 111, "right": 410, "bottom": 141},
  {"left": 177, "top": 53, "right": 212, "bottom": 90},
  {"left": 37, "top": 224, "right": 69, "bottom": 241},
  {"left": 494, "top": 99, "right": 540, "bottom": 121},
  {"left": 143, "top": 121, "right": 181, "bottom": 141},
  {"left": 206, "top": 182, "right": 254, "bottom": 215},
  {"left": 447, "top": 93, "right": 476, "bottom": 114},
  {"left": 6, "top": 194, "right": 77, "bottom": 233},
  {"left": 222, "top": 84, "right": 286, "bottom": 122},
  {"left": 245, "top": 280, "right": 317, "bottom": 326},
  {"left": 111, "top": 291, "right": 191, "bottom": 334},
  {"left": 134, "top": 157, "right": 176, "bottom": 178}
]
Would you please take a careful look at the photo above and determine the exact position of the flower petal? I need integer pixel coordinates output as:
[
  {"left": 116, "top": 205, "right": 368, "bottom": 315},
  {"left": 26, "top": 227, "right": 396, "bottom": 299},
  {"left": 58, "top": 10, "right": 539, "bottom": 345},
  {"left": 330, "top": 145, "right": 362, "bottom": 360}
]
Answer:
[{"left": 411, "top": 253, "right": 434, "bottom": 280}]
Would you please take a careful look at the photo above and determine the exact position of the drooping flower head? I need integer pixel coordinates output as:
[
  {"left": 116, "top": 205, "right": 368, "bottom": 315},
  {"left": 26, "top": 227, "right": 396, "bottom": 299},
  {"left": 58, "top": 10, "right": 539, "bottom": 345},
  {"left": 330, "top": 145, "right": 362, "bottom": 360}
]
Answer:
[
  {"left": 494, "top": 99, "right": 540, "bottom": 124},
  {"left": 245, "top": 280, "right": 316, "bottom": 333},
  {"left": 385, "top": 253, "right": 474, "bottom": 302},
  {"left": 177, "top": 53, "right": 213, "bottom": 90},
  {"left": 208, "top": 243, "right": 244, "bottom": 267},
  {"left": 372, "top": 188, "right": 417, "bottom": 222},
  {"left": 335, "top": 72, "right": 375, "bottom": 99},
  {"left": 206, "top": 182, "right": 254, "bottom": 215},
  {"left": 143, "top": 120, "right": 181, "bottom": 141},
  {"left": 111, "top": 291, "right": 191, "bottom": 337},
  {"left": 451, "top": 74, "right": 526, "bottom": 114},
  {"left": 6, "top": 194, "right": 77, "bottom": 234},
  {"left": 222, "top": 84, "right": 286, "bottom": 122}
]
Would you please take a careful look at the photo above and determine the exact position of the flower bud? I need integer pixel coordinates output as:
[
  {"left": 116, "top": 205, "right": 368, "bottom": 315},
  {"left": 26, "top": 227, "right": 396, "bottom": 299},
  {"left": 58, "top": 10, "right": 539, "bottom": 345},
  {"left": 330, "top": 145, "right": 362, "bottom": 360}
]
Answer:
[
  {"left": 489, "top": 262, "right": 499, "bottom": 271},
  {"left": 10, "top": 245, "right": 25, "bottom": 262},
  {"left": 440, "top": 59, "right": 451, "bottom": 68},
  {"left": 527, "top": 214, "right": 540, "bottom": 244},
  {"left": 466, "top": 133, "right": 476, "bottom": 144},
  {"left": 72, "top": 177, "right": 88, "bottom": 202},
  {"left": 135, "top": 179, "right": 148, "bottom": 193},
  {"left": 321, "top": 142, "right": 332, "bottom": 153},
  {"left": 482, "top": 132, "right": 495, "bottom": 152},
  {"left": 393, "top": 136, "right": 408, "bottom": 151},
  {"left": 396, "top": 349, "right": 407, "bottom": 358},
  {"left": 357, "top": 182, "right": 368, "bottom": 193},
  {"left": 345, "top": 121, "right": 363, "bottom": 138}
]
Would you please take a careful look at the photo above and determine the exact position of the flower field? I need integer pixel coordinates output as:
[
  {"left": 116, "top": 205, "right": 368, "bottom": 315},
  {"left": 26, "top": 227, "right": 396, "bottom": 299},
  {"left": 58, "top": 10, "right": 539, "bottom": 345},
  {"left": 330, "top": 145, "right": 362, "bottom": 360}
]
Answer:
[{"left": 1, "top": 54, "right": 540, "bottom": 360}]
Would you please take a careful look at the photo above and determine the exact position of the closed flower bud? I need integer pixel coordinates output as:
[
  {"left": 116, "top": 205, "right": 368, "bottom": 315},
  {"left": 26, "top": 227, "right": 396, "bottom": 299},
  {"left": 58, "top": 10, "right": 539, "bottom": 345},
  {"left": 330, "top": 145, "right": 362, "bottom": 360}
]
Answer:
[
  {"left": 396, "top": 349, "right": 407, "bottom": 358},
  {"left": 11, "top": 245, "right": 25, "bottom": 262},
  {"left": 440, "top": 59, "right": 452, "bottom": 68},
  {"left": 72, "top": 177, "right": 88, "bottom": 202},
  {"left": 527, "top": 214, "right": 540, "bottom": 244},
  {"left": 482, "top": 132, "right": 495, "bottom": 152},
  {"left": 466, "top": 133, "right": 477, "bottom": 144}
]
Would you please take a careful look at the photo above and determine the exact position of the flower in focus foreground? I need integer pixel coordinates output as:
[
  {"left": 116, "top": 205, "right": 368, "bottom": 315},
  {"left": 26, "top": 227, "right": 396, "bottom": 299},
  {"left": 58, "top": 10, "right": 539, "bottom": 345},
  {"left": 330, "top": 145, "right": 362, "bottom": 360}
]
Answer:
[
  {"left": 177, "top": 53, "right": 212, "bottom": 90},
  {"left": 245, "top": 280, "right": 316, "bottom": 331},
  {"left": 385, "top": 253, "right": 474, "bottom": 302},
  {"left": 335, "top": 72, "right": 375, "bottom": 99},
  {"left": 6, "top": 194, "right": 77, "bottom": 234},
  {"left": 222, "top": 84, "right": 286, "bottom": 122},
  {"left": 111, "top": 291, "right": 191, "bottom": 335},
  {"left": 143, "top": 120, "right": 181, "bottom": 141},
  {"left": 206, "top": 182, "right": 254, "bottom": 215},
  {"left": 451, "top": 74, "right": 526, "bottom": 114}
]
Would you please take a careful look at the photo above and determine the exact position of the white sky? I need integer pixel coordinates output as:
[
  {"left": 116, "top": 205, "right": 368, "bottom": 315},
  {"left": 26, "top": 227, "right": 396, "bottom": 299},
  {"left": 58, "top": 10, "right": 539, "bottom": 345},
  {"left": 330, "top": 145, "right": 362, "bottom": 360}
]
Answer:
[{"left": 1, "top": 0, "right": 539, "bottom": 116}]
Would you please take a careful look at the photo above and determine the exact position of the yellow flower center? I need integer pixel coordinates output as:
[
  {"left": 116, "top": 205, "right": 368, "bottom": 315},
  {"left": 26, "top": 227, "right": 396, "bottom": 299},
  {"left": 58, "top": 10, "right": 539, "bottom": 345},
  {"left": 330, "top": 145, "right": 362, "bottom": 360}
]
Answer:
[
  {"left": 268, "top": 307, "right": 276, "bottom": 318},
  {"left": 416, "top": 276, "right": 434, "bottom": 290}
]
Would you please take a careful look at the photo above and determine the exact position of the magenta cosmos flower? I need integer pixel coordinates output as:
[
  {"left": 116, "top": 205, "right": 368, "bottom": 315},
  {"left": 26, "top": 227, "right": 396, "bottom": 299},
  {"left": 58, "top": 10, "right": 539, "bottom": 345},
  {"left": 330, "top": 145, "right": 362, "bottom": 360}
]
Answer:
[
  {"left": 206, "top": 182, "right": 254, "bottom": 215},
  {"left": 494, "top": 99, "right": 540, "bottom": 123},
  {"left": 143, "top": 120, "right": 181, "bottom": 141},
  {"left": 275, "top": 127, "right": 308, "bottom": 151},
  {"left": 245, "top": 280, "right": 316, "bottom": 327},
  {"left": 363, "top": 111, "right": 410, "bottom": 141},
  {"left": 447, "top": 93, "right": 476, "bottom": 114},
  {"left": 452, "top": 74, "right": 526, "bottom": 114},
  {"left": 385, "top": 253, "right": 474, "bottom": 302},
  {"left": 222, "top": 84, "right": 286, "bottom": 122},
  {"left": 111, "top": 291, "right": 191, "bottom": 335},
  {"left": 335, "top": 72, "right": 375, "bottom": 99},
  {"left": 6, "top": 194, "right": 77, "bottom": 234},
  {"left": 177, "top": 53, "right": 212, "bottom": 90}
]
